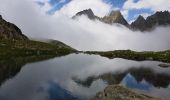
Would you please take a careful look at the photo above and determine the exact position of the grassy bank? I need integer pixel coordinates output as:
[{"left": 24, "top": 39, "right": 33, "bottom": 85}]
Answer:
[
  {"left": 86, "top": 50, "right": 170, "bottom": 63},
  {"left": 0, "top": 39, "right": 77, "bottom": 59}
]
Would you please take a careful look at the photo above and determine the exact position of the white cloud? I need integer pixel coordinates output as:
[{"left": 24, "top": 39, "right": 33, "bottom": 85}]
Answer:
[
  {"left": 0, "top": 0, "right": 170, "bottom": 51},
  {"left": 55, "top": 0, "right": 112, "bottom": 17},
  {"left": 121, "top": 9, "right": 128, "bottom": 19},
  {"left": 123, "top": 0, "right": 170, "bottom": 11},
  {"left": 133, "top": 13, "right": 150, "bottom": 20}
]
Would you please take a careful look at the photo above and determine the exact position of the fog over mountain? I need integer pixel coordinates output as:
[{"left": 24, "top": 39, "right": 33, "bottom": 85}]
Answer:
[{"left": 0, "top": 0, "right": 170, "bottom": 51}]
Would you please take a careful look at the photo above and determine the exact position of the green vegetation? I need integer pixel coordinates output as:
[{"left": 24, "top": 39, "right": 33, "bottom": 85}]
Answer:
[
  {"left": 0, "top": 39, "right": 77, "bottom": 59},
  {"left": 86, "top": 50, "right": 170, "bottom": 63}
]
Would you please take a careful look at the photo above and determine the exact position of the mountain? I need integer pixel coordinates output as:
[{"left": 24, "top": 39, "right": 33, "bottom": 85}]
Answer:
[
  {"left": 131, "top": 15, "right": 147, "bottom": 31},
  {"left": 72, "top": 8, "right": 99, "bottom": 20},
  {"left": 102, "top": 10, "right": 129, "bottom": 26},
  {"left": 0, "top": 15, "right": 28, "bottom": 40},
  {"left": 131, "top": 11, "right": 170, "bottom": 31},
  {"left": 73, "top": 9, "right": 170, "bottom": 31},
  {"left": 0, "top": 15, "right": 76, "bottom": 57},
  {"left": 31, "top": 38, "right": 76, "bottom": 51},
  {"left": 73, "top": 9, "right": 129, "bottom": 26},
  {"left": 146, "top": 11, "right": 170, "bottom": 28}
]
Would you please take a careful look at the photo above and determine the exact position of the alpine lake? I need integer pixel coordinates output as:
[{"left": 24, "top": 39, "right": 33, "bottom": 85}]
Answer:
[{"left": 0, "top": 53, "right": 170, "bottom": 100}]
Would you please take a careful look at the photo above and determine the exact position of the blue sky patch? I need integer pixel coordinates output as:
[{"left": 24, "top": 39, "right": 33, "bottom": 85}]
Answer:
[
  {"left": 122, "top": 74, "right": 152, "bottom": 91},
  {"left": 103, "top": 0, "right": 126, "bottom": 8},
  {"left": 133, "top": 0, "right": 140, "bottom": 3},
  {"left": 128, "top": 8, "right": 154, "bottom": 21},
  {"left": 47, "top": 0, "right": 71, "bottom": 14}
]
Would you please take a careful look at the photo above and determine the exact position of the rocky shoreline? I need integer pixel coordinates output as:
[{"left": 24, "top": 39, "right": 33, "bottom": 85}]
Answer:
[{"left": 92, "top": 85, "right": 162, "bottom": 100}]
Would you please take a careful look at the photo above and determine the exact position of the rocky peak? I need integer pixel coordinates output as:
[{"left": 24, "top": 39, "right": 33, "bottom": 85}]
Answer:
[
  {"left": 131, "top": 15, "right": 147, "bottom": 31},
  {"left": 0, "top": 15, "right": 28, "bottom": 40},
  {"left": 73, "top": 9, "right": 129, "bottom": 26},
  {"left": 102, "top": 10, "right": 129, "bottom": 26},
  {"left": 130, "top": 11, "right": 170, "bottom": 31},
  {"left": 73, "top": 8, "right": 98, "bottom": 20},
  {"left": 136, "top": 15, "right": 145, "bottom": 21},
  {"left": 73, "top": 9, "right": 170, "bottom": 32},
  {"left": 146, "top": 11, "right": 170, "bottom": 28},
  {"left": 109, "top": 10, "right": 121, "bottom": 18}
]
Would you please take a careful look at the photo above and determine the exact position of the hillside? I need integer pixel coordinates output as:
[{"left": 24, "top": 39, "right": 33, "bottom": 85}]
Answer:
[
  {"left": 0, "top": 15, "right": 28, "bottom": 40},
  {"left": 0, "top": 39, "right": 76, "bottom": 58},
  {"left": 0, "top": 15, "right": 77, "bottom": 58}
]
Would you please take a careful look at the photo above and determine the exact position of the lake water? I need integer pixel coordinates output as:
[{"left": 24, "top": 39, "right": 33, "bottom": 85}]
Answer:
[{"left": 0, "top": 54, "right": 170, "bottom": 100}]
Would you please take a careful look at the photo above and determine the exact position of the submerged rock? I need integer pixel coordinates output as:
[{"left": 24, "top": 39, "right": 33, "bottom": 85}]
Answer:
[
  {"left": 92, "top": 85, "right": 161, "bottom": 100},
  {"left": 159, "top": 63, "right": 170, "bottom": 68}
]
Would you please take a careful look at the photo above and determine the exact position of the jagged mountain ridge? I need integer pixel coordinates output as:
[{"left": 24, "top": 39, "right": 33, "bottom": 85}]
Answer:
[
  {"left": 131, "top": 11, "right": 170, "bottom": 31},
  {"left": 0, "top": 15, "right": 28, "bottom": 40},
  {"left": 73, "top": 9, "right": 128, "bottom": 26},
  {"left": 73, "top": 9, "right": 170, "bottom": 31}
]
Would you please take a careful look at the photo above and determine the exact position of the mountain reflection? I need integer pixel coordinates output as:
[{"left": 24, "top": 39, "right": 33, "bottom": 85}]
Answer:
[
  {"left": 0, "top": 55, "right": 56, "bottom": 85},
  {"left": 73, "top": 67, "right": 170, "bottom": 88}
]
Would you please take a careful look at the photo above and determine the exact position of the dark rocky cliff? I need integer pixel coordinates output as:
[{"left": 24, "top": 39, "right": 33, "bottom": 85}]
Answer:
[{"left": 0, "top": 15, "right": 28, "bottom": 40}]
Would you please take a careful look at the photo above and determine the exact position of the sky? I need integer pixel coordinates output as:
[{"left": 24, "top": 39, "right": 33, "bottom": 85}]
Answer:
[
  {"left": 0, "top": 0, "right": 170, "bottom": 51},
  {"left": 35, "top": 0, "right": 169, "bottom": 21}
]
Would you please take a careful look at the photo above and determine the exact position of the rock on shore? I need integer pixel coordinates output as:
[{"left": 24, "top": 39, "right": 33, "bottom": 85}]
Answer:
[{"left": 92, "top": 85, "right": 161, "bottom": 100}]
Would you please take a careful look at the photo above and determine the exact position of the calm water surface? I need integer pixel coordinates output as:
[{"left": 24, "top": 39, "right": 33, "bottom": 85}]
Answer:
[{"left": 0, "top": 54, "right": 170, "bottom": 100}]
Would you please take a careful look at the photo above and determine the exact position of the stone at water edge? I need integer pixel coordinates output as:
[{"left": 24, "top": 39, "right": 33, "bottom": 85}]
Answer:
[
  {"left": 159, "top": 63, "right": 170, "bottom": 68},
  {"left": 92, "top": 85, "right": 162, "bottom": 100}
]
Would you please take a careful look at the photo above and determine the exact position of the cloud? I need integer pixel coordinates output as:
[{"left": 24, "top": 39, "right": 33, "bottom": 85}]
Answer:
[
  {"left": 36, "top": 0, "right": 113, "bottom": 17},
  {"left": 55, "top": 0, "right": 112, "bottom": 17},
  {"left": 123, "top": 0, "right": 170, "bottom": 11},
  {"left": 134, "top": 13, "right": 150, "bottom": 19},
  {"left": 0, "top": 0, "right": 170, "bottom": 51}
]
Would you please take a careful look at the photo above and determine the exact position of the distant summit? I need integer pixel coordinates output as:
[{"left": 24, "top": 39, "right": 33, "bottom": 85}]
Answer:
[
  {"left": 131, "top": 11, "right": 170, "bottom": 31},
  {"left": 131, "top": 15, "right": 147, "bottom": 31},
  {"left": 102, "top": 10, "right": 129, "bottom": 26},
  {"left": 73, "top": 9, "right": 128, "bottom": 26},
  {"left": 0, "top": 15, "right": 28, "bottom": 40},
  {"left": 72, "top": 9, "right": 99, "bottom": 20},
  {"left": 146, "top": 11, "right": 170, "bottom": 29},
  {"left": 73, "top": 9, "right": 170, "bottom": 31}
]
